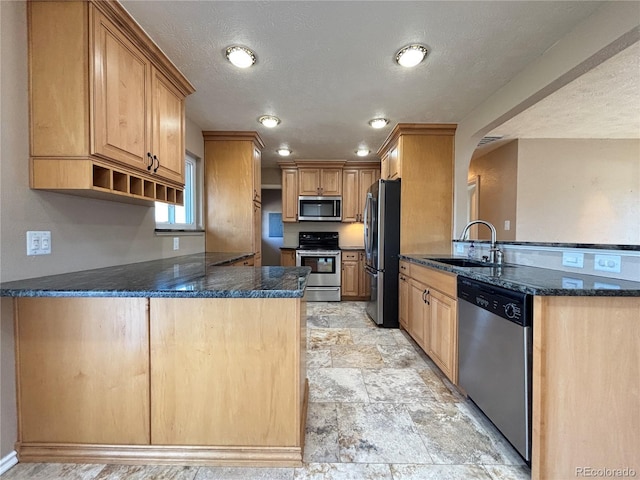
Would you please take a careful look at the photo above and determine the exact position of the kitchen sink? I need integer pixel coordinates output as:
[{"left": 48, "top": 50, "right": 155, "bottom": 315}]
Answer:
[{"left": 425, "top": 257, "right": 503, "bottom": 268}]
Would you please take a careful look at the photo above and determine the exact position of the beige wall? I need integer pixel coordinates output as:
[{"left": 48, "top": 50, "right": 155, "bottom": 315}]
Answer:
[
  {"left": 468, "top": 140, "right": 518, "bottom": 241},
  {"left": 454, "top": 3, "right": 640, "bottom": 241},
  {"left": 516, "top": 138, "right": 640, "bottom": 244},
  {"left": 0, "top": 1, "right": 204, "bottom": 458}
]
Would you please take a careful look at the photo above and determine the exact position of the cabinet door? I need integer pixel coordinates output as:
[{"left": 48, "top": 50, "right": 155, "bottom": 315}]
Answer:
[
  {"left": 341, "top": 260, "right": 359, "bottom": 297},
  {"left": 151, "top": 67, "right": 185, "bottom": 184},
  {"left": 408, "top": 278, "right": 429, "bottom": 349},
  {"left": 16, "top": 297, "right": 150, "bottom": 445},
  {"left": 281, "top": 249, "right": 297, "bottom": 266},
  {"left": 320, "top": 168, "right": 342, "bottom": 195},
  {"left": 282, "top": 168, "right": 298, "bottom": 222},
  {"left": 298, "top": 168, "right": 321, "bottom": 195},
  {"left": 92, "top": 9, "right": 150, "bottom": 170},
  {"left": 357, "top": 169, "right": 379, "bottom": 220},
  {"left": 388, "top": 146, "right": 400, "bottom": 179},
  {"left": 341, "top": 169, "right": 359, "bottom": 222},
  {"left": 358, "top": 252, "right": 370, "bottom": 297},
  {"left": 399, "top": 273, "right": 409, "bottom": 330},
  {"left": 428, "top": 289, "right": 457, "bottom": 382},
  {"left": 253, "top": 147, "right": 262, "bottom": 203},
  {"left": 253, "top": 201, "right": 262, "bottom": 257},
  {"left": 381, "top": 151, "right": 390, "bottom": 180}
]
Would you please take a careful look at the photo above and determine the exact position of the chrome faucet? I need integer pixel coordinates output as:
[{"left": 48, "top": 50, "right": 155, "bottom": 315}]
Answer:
[{"left": 459, "top": 220, "right": 503, "bottom": 265}]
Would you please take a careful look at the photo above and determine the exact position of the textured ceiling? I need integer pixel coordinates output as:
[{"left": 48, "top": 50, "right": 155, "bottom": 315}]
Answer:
[
  {"left": 120, "top": 1, "right": 614, "bottom": 167},
  {"left": 490, "top": 42, "right": 640, "bottom": 139}
]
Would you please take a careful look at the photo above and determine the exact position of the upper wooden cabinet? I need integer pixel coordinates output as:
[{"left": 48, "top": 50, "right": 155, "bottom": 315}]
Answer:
[
  {"left": 298, "top": 168, "right": 342, "bottom": 196},
  {"left": 203, "top": 131, "right": 264, "bottom": 256},
  {"left": 28, "top": 1, "right": 194, "bottom": 205},
  {"left": 281, "top": 167, "right": 299, "bottom": 222},
  {"left": 342, "top": 165, "right": 380, "bottom": 222},
  {"left": 377, "top": 124, "right": 457, "bottom": 254}
]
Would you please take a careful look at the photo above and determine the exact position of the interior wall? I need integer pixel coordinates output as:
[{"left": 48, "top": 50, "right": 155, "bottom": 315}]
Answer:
[
  {"left": 468, "top": 140, "right": 518, "bottom": 241},
  {"left": 0, "top": 1, "right": 204, "bottom": 459},
  {"left": 516, "top": 138, "right": 640, "bottom": 244},
  {"left": 453, "top": 3, "right": 640, "bottom": 241},
  {"left": 261, "top": 189, "right": 283, "bottom": 266}
]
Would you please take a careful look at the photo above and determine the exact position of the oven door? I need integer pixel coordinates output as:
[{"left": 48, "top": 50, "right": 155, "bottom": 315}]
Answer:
[{"left": 295, "top": 250, "right": 341, "bottom": 287}]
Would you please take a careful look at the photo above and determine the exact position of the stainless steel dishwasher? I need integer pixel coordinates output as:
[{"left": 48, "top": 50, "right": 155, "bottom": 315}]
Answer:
[{"left": 457, "top": 277, "right": 532, "bottom": 462}]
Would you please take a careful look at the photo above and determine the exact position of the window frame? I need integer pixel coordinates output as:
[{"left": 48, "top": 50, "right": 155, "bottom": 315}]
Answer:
[{"left": 155, "top": 152, "right": 202, "bottom": 232}]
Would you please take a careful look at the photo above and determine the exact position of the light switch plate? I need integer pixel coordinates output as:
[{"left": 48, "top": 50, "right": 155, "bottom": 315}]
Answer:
[
  {"left": 173, "top": 237, "right": 179, "bottom": 250},
  {"left": 455, "top": 243, "right": 464, "bottom": 254},
  {"left": 562, "top": 251, "right": 584, "bottom": 268},
  {"left": 26, "top": 231, "right": 51, "bottom": 255},
  {"left": 594, "top": 254, "right": 621, "bottom": 273},
  {"left": 562, "top": 277, "right": 584, "bottom": 289}
]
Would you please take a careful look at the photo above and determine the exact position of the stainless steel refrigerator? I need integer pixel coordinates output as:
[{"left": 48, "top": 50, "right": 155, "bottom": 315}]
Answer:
[{"left": 363, "top": 179, "right": 401, "bottom": 327}]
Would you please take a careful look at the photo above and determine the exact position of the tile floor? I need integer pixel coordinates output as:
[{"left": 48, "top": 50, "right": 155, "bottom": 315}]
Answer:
[{"left": 2, "top": 302, "right": 531, "bottom": 480}]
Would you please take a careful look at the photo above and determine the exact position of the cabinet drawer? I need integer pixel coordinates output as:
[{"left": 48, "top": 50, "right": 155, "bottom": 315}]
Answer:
[
  {"left": 410, "top": 264, "right": 456, "bottom": 299},
  {"left": 399, "top": 260, "right": 411, "bottom": 276},
  {"left": 343, "top": 251, "right": 359, "bottom": 261}
]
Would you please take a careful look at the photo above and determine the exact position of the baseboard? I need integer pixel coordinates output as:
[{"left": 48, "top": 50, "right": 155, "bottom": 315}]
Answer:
[{"left": 0, "top": 451, "right": 18, "bottom": 476}]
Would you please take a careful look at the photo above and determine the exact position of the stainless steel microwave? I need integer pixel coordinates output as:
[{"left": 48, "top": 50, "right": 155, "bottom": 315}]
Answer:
[{"left": 298, "top": 196, "right": 342, "bottom": 221}]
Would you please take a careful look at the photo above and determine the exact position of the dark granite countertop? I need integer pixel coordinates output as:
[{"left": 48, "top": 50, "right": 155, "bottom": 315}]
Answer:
[
  {"left": 401, "top": 255, "right": 640, "bottom": 297},
  {"left": 0, "top": 253, "right": 311, "bottom": 299}
]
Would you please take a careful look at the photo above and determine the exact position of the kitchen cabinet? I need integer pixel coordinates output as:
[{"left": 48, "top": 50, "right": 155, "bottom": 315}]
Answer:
[
  {"left": 377, "top": 124, "right": 456, "bottom": 254},
  {"left": 28, "top": 1, "right": 194, "bottom": 206},
  {"left": 398, "top": 268, "right": 409, "bottom": 330},
  {"left": 230, "top": 256, "right": 255, "bottom": 266},
  {"left": 341, "top": 250, "right": 370, "bottom": 299},
  {"left": 15, "top": 297, "right": 150, "bottom": 445},
  {"left": 281, "top": 167, "right": 299, "bottom": 222},
  {"left": 203, "top": 132, "right": 264, "bottom": 257},
  {"left": 342, "top": 165, "right": 380, "bottom": 222},
  {"left": 13, "top": 293, "right": 308, "bottom": 465},
  {"left": 281, "top": 248, "right": 297, "bottom": 267},
  {"left": 298, "top": 168, "right": 342, "bottom": 196},
  {"left": 398, "top": 260, "right": 458, "bottom": 383}
]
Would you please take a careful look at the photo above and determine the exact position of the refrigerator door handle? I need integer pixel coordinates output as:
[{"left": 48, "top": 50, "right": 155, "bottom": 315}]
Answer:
[{"left": 363, "top": 192, "right": 373, "bottom": 256}]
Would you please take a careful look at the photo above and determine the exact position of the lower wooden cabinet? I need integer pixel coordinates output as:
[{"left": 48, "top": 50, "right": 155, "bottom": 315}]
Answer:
[
  {"left": 13, "top": 295, "right": 308, "bottom": 465},
  {"left": 15, "top": 297, "right": 150, "bottom": 445},
  {"left": 281, "top": 248, "right": 296, "bottom": 267},
  {"left": 341, "top": 250, "right": 369, "bottom": 299},
  {"left": 398, "top": 261, "right": 458, "bottom": 384},
  {"left": 230, "top": 255, "right": 254, "bottom": 266}
]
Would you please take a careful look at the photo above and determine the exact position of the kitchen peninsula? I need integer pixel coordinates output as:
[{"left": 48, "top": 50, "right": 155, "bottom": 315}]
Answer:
[{"left": 0, "top": 253, "right": 311, "bottom": 467}]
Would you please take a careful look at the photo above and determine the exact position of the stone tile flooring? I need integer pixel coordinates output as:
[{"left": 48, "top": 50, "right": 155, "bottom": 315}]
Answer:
[{"left": 2, "top": 302, "right": 531, "bottom": 480}]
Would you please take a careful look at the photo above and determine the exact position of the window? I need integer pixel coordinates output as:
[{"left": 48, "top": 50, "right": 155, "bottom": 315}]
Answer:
[{"left": 155, "top": 153, "right": 199, "bottom": 230}]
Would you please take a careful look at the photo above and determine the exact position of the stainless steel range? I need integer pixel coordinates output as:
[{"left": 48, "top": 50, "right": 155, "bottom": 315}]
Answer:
[{"left": 296, "top": 232, "right": 341, "bottom": 301}]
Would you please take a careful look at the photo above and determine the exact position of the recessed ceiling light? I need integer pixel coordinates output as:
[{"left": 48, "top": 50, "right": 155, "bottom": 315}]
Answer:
[
  {"left": 258, "top": 115, "right": 280, "bottom": 128},
  {"left": 225, "top": 45, "right": 256, "bottom": 68},
  {"left": 395, "top": 44, "right": 428, "bottom": 68},
  {"left": 277, "top": 148, "right": 292, "bottom": 157},
  {"left": 356, "top": 148, "right": 370, "bottom": 157},
  {"left": 368, "top": 118, "right": 389, "bottom": 129}
]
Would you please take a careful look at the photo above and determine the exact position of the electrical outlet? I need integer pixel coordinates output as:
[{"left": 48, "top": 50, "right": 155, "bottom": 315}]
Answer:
[
  {"left": 562, "top": 277, "right": 584, "bottom": 289},
  {"left": 504, "top": 220, "right": 511, "bottom": 231},
  {"left": 594, "top": 282, "right": 621, "bottom": 290},
  {"left": 173, "top": 237, "right": 179, "bottom": 250},
  {"left": 562, "top": 251, "right": 584, "bottom": 268},
  {"left": 26, "top": 231, "right": 51, "bottom": 255},
  {"left": 594, "top": 254, "right": 621, "bottom": 273}
]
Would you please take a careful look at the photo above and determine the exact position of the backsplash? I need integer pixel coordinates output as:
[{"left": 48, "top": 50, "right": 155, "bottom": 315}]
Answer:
[
  {"left": 454, "top": 241, "right": 640, "bottom": 282},
  {"left": 283, "top": 222, "right": 364, "bottom": 248}
]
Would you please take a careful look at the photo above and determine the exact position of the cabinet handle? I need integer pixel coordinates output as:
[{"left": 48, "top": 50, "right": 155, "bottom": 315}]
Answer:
[
  {"left": 254, "top": 189, "right": 259, "bottom": 200},
  {"left": 153, "top": 155, "right": 159, "bottom": 173},
  {"left": 147, "top": 152, "right": 153, "bottom": 171}
]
